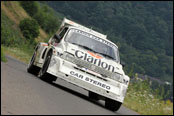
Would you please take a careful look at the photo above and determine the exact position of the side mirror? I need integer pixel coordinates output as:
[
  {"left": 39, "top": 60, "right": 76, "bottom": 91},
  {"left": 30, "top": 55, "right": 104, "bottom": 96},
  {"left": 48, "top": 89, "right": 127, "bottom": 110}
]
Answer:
[{"left": 120, "top": 60, "right": 126, "bottom": 68}]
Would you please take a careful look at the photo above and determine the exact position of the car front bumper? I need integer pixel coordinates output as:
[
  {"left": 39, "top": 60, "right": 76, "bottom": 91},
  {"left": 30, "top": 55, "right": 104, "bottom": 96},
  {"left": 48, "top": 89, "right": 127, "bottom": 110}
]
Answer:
[{"left": 47, "top": 55, "right": 128, "bottom": 103}]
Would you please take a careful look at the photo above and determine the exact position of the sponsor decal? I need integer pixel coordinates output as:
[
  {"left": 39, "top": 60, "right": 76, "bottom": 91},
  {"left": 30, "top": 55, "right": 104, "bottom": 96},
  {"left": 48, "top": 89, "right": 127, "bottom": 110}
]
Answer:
[
  {"left": 74, "top": 50, "right": 116, "bottom": 72},
  {"left": 73, "top": 29, "right": 115, "bottom": 48},
  {"left": 87, "top": 51, "right": 102, "bottom": 59},
  {"left": 68, "top": 20, "right": 75, "bottom": 25},
  {"left": 42, "top": 43, "right": 48, "bottom": 46},
  {"left": 70, "top": 71, "right": 111, "bottom": 90}
]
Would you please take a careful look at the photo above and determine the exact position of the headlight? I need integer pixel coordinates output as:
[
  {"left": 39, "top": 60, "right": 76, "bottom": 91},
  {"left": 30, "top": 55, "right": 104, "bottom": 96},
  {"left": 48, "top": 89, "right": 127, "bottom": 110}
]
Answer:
[
  {"left": 112, "top": 73, "right": 129, "bottom": 85},
  {"left": 64, "top": 52, "right": 74, "bottom": 62},
  {"left": 112, "top": 73, "right": 122, "bottom": 81}
]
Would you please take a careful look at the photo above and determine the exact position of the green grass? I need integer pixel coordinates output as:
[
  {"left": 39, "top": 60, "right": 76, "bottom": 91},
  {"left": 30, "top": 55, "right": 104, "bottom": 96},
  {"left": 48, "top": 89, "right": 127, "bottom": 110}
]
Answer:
[
  {"left": 123, "top": 82, "right": 173, "bottom": 115},
  {"left": 1, "top": 9, "right": 24, "bottom": 47},
  {"left": 1, "top": 47, "right": 7, "bottom": 62},
  {"left": 3, "top": 1, "right": 21, "bottom": 19},
  {"left": 1, "top": 4, "right": 34, "bottom": 64},
  {"left": 1, "top": 45, "right": 33, "bottom": 64}
]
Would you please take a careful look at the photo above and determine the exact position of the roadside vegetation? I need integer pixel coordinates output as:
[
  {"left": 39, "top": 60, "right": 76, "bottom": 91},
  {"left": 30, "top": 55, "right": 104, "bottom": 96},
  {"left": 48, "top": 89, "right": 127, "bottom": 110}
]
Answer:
[
  {"left": 124, "top": 79, "right": 173, "bottom": 115},
  {"left": 1, "top": 47, "right": 7, "bottom": 62},
  {"left": 47, "top": 1, "right": 173, "bottom": 83},
  {"left": 20, "top": 1, "right": 62, "bottom": 35},
  {"left": 19, "top": 18, "right": 40, "bottom": 45},
  {"left": 1, "top": 5, "right": 34, "bottom": 63},
  {"left": 1, "top": 45, "right": 32, "bottom": 64},
  {"left": 1, "top": 1, "right": 173, "bottom": 115},
  {"left": 1, "top": 1, "right": 61, "bottom": 63}
]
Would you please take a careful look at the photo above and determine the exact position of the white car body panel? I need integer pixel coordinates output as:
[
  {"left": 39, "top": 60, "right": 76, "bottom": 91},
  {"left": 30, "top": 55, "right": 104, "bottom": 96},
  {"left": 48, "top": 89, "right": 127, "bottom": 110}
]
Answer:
[{"left": 32, "top": 18, "right": 130, "bottom": 103}]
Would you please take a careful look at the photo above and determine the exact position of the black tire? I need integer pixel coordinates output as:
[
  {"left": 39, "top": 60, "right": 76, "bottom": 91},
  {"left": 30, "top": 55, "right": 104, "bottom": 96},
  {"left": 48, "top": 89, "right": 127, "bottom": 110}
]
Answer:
[
  {"left": 89, "top": 91, "right": 99, "bottom": 100},
  {"left": 105, "top": 98, "right": 122, "bottom": 111},
  {"left": 38, "top": 51, "right": 56, "bottom": 83},
  {"left": 27, "top": 51, "right": 40, "bottom": 75}
]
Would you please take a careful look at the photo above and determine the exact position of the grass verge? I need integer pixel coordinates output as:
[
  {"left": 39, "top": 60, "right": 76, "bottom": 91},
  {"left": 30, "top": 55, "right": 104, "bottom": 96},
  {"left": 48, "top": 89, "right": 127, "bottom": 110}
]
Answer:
[
  {"left": 1, "top": 47, "right": 7, "bottom": 62},
  {"left": 123, "top": 83, "right": 173, "bottom": 115},
  {"left": 1, "top": 45, "right": 32, "bottom": 64}
]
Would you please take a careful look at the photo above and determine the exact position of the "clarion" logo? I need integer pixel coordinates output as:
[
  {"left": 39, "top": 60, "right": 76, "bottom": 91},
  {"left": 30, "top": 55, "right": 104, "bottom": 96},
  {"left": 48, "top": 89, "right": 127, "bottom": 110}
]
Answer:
[{"left": 75, "top": 50, "right": 116, "bottom": 72}]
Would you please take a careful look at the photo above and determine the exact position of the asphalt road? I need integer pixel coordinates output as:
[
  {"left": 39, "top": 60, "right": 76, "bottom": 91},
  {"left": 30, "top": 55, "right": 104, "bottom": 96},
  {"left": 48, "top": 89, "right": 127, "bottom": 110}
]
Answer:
[{"left": 1, "top": 55, "right": 139, "bottom": 115}]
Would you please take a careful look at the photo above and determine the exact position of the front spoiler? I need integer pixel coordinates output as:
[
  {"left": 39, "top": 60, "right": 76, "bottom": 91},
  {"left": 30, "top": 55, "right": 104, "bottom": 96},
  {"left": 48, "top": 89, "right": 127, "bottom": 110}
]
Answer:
[{"left": 47, "top": 55, "right": 127, "bottom": 103}]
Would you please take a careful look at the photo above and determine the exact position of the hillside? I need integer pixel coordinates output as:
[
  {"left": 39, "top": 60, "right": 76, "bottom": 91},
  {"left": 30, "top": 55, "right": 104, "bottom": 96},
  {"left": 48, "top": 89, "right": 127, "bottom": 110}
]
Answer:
[
  {"left": 46, "top": 1, "right": 173, "bottom": 83},
  {"left": 1, "top": 1, "right": 62, "bottom": 63},
  {"left": 1, "top": 1, "right": 48, "bottom": 42}
]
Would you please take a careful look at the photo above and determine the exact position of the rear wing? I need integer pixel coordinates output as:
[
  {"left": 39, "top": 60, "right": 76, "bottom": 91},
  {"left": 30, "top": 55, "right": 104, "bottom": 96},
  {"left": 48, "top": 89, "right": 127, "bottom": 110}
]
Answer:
[{"left": 60, "top": 18, "right": 107, "bottom": 39}]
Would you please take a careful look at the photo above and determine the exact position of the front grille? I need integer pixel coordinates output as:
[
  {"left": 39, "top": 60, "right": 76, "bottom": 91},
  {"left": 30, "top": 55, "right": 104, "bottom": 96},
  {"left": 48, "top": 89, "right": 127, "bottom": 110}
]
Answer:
[
  {"left": 74, "top": 66, "right": 108, "bottom": 81},
  {"left": 65, "top": 55, "right": 113, "bottom": 77}
]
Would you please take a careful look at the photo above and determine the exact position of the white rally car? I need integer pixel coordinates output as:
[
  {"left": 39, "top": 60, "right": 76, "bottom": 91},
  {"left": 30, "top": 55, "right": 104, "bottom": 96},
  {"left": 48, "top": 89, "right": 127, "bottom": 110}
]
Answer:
[{"left": 27, "top": 18, "right": 130, "bottom": 111}]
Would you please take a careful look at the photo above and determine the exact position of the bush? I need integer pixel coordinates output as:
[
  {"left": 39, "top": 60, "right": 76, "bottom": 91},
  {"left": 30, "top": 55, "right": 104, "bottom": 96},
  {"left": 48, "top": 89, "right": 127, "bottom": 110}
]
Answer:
[
  {"left": 1, "top": 25, "right": 9, "bottom": 46},
  {"left": 20, "top": 1, "right": 39, "bottom": 17},
  {"left": 1, "top": 24, "right": 19, "bottom": 47},
  {"left": 33, "top": 5, "right": 60, "bottom": 34},
  {"left": 19, "top": 18, "right": 40, "bottom": 43}
]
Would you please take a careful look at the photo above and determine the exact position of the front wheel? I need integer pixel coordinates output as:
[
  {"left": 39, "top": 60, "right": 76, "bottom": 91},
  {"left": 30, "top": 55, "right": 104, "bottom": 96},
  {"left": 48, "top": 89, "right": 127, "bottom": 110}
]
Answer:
[
  {"left": 38, "top": 51, "right": 55, "bottom": 83},
  {"left": 105, "top": 98, "right": 122, "bottom": 111}
]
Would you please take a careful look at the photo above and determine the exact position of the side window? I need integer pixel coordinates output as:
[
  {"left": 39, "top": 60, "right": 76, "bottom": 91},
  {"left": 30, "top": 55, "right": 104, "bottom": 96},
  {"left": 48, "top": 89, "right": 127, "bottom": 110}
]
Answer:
[
  {"left": 51, "top": 27, "right": 68, "bottom": 45},
  {"left": 59, "top": 27, "right": 68, "bottom": 39}
]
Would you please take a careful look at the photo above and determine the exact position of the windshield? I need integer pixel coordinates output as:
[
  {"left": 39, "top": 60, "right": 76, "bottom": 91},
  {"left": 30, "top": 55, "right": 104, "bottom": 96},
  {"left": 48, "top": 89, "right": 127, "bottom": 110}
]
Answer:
[{"left": 65, "top": 29, "right": 120, "bottom": 62}]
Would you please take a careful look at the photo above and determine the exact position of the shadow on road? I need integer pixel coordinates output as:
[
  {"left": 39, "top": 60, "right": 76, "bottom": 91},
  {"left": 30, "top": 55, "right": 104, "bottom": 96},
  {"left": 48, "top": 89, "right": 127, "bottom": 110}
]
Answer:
[
  {"left": 27, "top": 72, "right": 120, "bottom": 114},
  {"left": 43, "top": 79, "right": 117, "bottom": 113},
  {"left": 51, "top": 82, "right": 105, "bottom": 107}
]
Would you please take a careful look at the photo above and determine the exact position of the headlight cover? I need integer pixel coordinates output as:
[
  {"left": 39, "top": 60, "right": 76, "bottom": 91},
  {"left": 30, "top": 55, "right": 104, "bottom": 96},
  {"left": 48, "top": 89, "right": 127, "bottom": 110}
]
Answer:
[
  {"left": 64, "top": 52, "right": 75, "bottom": 62},
  {"left": 112, "top": 73, "right": 129, "bottom": 85},
  {"left": 112, "top": 73, "right": 122, "bottom": 81}
]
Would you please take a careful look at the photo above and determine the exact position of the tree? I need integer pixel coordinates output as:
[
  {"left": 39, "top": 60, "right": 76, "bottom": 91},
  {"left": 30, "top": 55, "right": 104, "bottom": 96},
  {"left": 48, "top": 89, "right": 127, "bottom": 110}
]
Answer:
[
  {"left": 19, "top": 18, "right": 39, "bottom": 43},
  {"left": 42, "top": 1, "right": 174, "bottom": 82},
  {"left": 33, "top": 4, "right": 60, "bottom": 34},
  {"left": 33, "top": 10, "right": 46, "bottom": 28},
  {"left": 20, "top": 1, "right": 39, "bottom": 17}
]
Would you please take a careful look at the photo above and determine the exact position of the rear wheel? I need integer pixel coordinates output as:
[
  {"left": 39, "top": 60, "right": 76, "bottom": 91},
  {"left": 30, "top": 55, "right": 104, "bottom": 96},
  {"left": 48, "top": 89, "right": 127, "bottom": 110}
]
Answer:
[
  {"left": 27, "top": 51, "right": 40, "bottom": 75},
  {"left": 38, "top": 51, "right": 56, "bottom": 83},
  {"left": 105, "top": 98, "right": 122, "bottom": 111}
]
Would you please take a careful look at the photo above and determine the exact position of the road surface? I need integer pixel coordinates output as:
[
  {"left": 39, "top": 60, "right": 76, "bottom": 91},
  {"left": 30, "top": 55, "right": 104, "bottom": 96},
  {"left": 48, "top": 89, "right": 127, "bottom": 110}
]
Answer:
[{"left": 1, "top": 55, "right": 139, "bottom": 115}]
